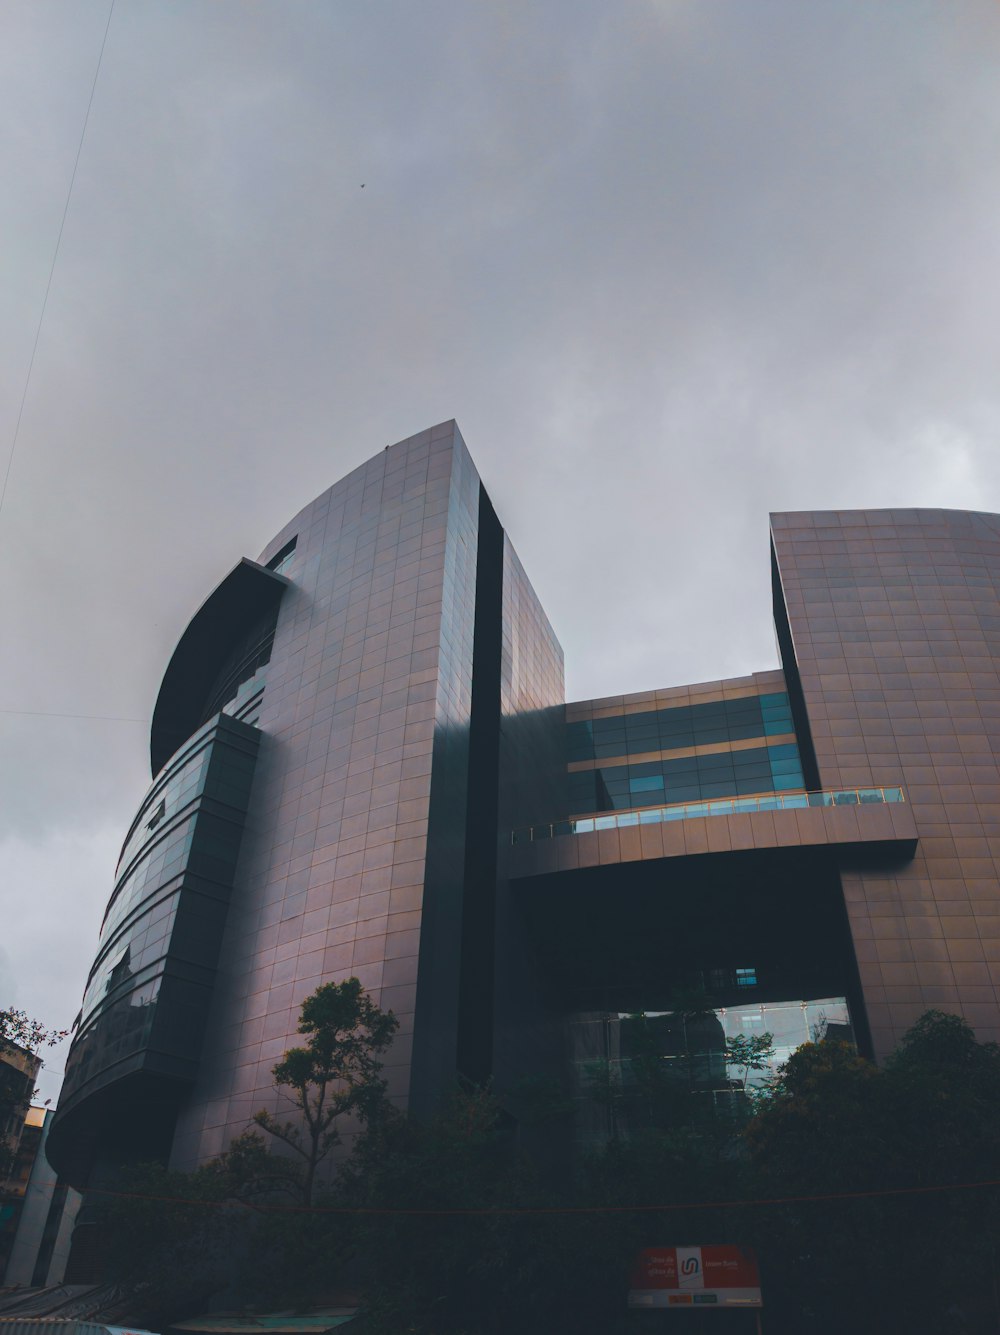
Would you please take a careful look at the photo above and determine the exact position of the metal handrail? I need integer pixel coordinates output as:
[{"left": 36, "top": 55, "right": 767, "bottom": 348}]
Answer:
[{"left": 511, "top": 786, "right": 905, "bottom": 845}]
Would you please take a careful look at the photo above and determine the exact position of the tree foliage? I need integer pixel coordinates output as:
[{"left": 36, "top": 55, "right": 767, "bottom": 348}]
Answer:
[
  {"left": 348, "top": 1013, "right": 1000, "bottom": 1334},
  {"left": 253, "top": 977, "right": 398, "bottom": 1205},
  {"left": 93, "top": 1132, "right": 296, "bottom": 1324},
  {"left": 740, "top": 1014, "right": 1000, "bottom": 1334},
  {"left": 342, "top": 1077, "right": 746, "bottom": 1335},
  {"left": 0, "top": 1007, "right": 68, "bottom": 1178},
  {"left": 92, "top": 1005, "right": 1000, "bottom": 1335},
  {"left": 0, "top": 1008, "right": 68, "bottom": 1056},
  {"left": 725, "top": 1030, "right": 776, "bottom": 1099},
  {"left": 91, "top": 980, "right": 397, "bottom": 1323}
]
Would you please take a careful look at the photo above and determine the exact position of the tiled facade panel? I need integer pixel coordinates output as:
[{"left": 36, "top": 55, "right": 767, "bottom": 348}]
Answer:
[
  {"left": 497, "top": 537, "right": 565, "bottom": 831},
  {"left": 169, "top": 421, "right": 477, "bottom": 1169},
  {"left": 508, "top": 798, "right": 916, "bottom": 880},
  {"left": 772, "top": 509, "right": 1000, "bottom": 1060},
  {"left": 407, "top": 434, "right": 482, "bottom": 1113},
  {"left": 493, "top": 538, "right": 566, "bottom": 1101}
]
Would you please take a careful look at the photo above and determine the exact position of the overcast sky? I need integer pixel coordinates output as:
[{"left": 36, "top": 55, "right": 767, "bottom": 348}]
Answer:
[{"left": 4, "top": 0, "right": 1000, "bottom": 1100}]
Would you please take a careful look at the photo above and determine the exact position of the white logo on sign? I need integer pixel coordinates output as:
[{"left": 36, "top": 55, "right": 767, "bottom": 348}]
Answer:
[{"left": 676, "top": 1247, "right": 703, "bottom": 1290}]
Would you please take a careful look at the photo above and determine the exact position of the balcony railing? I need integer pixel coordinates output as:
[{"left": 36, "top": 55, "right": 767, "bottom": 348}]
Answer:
[{"left": 511, "top": 786, "right": 905, "bottom": 845}]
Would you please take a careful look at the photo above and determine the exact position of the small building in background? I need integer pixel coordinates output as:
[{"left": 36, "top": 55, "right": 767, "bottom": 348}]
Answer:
[
  {"left": 3, "top": 1106, "right": 82, "bottom": 1287},
  {"left": 1, "top": 1043, "right": 80, "bottom": 1288},
  {"left": 1, "top": 1040, "right": 42, "bottom": 1279}
]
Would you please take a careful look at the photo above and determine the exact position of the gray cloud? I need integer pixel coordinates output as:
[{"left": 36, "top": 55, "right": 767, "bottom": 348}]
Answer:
[{"left": 3, "top": 0, "right": 1000, "bottom": 1058}]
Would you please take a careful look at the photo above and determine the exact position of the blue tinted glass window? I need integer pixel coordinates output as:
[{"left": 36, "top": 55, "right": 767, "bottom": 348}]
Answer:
[
  {"left": 697, "top": 753, "right": 735, "bottom": 772},
  {"left": 758, "top": 693, "right": 790, "bottom": 711},
  {"left": 770, "top": 757, "right": 804, "bottom": 776},
  {"left": 664, "top": 785, "right": 701, "bottom": 802},
  {"left": 763, "top": 717, "right": 793, "bottom": 735}
]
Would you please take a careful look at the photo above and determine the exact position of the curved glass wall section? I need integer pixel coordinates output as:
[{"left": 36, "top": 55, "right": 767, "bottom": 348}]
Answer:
[
  {"left": 54, "top": 714, "right": 260, "bottom": 1123},
  {"left": 150, "top": 558, "right": 288, "bottom": 776},
  {"left": 198, "top": 605, "right": 279, "bottom": 724}
]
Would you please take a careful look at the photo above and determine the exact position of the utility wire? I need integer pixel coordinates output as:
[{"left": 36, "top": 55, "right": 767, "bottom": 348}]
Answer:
[
  {"left": 0, "top": 0, "right": 116, "bottom": 520},
  {"left": 76, "top": 1173, "right": 1000, "bottom": 1217},
  {"left": 0, "top": 708, "right": 145, "bottom": 723}
]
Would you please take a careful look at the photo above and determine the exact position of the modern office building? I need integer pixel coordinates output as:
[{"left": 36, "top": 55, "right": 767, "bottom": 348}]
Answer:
[{"left": 47, "top": 423, "right": 1000, "bottom": 1186}]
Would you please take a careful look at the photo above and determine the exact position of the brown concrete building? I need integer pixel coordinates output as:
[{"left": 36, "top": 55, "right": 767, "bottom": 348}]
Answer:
[{"left": 45, "top": 426, "right": 1000, "bottom": 1182}]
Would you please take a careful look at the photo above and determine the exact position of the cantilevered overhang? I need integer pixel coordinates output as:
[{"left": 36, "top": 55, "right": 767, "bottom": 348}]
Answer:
[
  {"left": 150, "top": 558, "right": 289, "bottom": 775},
  {"left": 507, "top": 796, "right": 917, "bottom": 879}
]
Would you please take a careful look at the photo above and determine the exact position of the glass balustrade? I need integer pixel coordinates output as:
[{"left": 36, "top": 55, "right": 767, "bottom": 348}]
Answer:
[{"left": 511, "top": 786, "right": 905, "bottom": 844}]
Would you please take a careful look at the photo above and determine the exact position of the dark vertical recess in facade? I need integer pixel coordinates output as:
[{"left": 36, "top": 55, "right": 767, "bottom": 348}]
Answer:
[
  {"left": 456, "top": 486, "right": 504, "bottom": 1084},
  {"left": 832, "top": 854, "right": 876, "bottom": 1062},
  {"left": 771, "top": 539, "right": 875, "bottom": 1060},
  {"left": 771, "top": 540, "right": 822, "bottom": 791}
]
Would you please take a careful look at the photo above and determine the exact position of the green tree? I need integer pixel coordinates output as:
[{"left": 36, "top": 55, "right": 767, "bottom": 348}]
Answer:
[
  {"left": 343, "top": 1079, "right": 745, "bottom": 1335},
  {"left": 254, "top": 977, "right": 398, "bottom": 1205},
  {"left": 724, "top": 1030, "right": 775, "bottom": 1104},
  {"left": 92, "top": 981, "right": 397, "bottom": 1320},
  {"left": 92, "top": 1132, "right": 290, "bottom": 1325},
  {"left": 741, "top": 1014, "right": 1000, "bottom": 1334},
  {"left": 0, "top": 1008, "right": 67, "bottom": 1056}
]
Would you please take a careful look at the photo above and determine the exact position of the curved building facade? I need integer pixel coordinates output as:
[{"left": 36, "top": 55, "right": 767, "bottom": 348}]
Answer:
[
  {"left": 50, "top": 421, "right": 565, "bottom": 1179},
  {"left": 771, "top": 508, "right": 1000, "bottom": 1059},
  {"left": 47, "top": 425, "right": 1000, "bottom": 1187}
]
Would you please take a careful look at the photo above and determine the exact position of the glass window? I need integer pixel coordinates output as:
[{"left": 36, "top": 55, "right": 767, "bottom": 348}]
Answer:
[
  {"left": 763, "top": 715, "right": 794, "bottom": 736},
  {"left": 770, "top": 757, "right": 804, "bottom": 776},
  {"left": 265, "top": 536, "right": 297, "bottom": 575},
  {"left": 663, "top": 785, "right": 702, "bottom": 802}
]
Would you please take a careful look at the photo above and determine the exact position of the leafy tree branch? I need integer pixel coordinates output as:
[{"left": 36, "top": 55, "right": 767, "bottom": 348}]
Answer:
[{"left": 253, "top": 977, "right": 397, "bottom": 1205}]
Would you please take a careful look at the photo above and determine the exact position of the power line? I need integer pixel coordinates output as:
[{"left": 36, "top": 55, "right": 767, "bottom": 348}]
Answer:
[
  {"left": 0, "top": 709, "right": 145, "bottom": 723},
  {"left": 0, "top": 0, "right": 116, "bottom": 520},
  {"left": 77, "top": 1173, "right": 1000, "bottom": 1217}
]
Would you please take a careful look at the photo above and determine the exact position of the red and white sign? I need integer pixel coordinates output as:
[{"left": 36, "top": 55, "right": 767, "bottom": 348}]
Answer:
[{"left": 628, "top": 1245, "right": 762, "bottom": 1309}]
